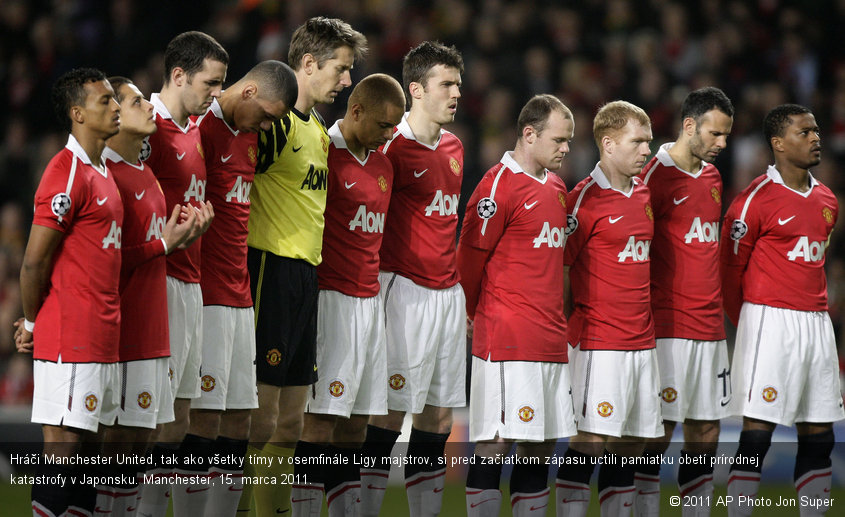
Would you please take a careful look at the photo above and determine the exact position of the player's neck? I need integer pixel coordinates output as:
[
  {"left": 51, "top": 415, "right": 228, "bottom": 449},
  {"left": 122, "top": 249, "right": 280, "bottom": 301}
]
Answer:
[
  {"left": 600, "top": 161, "right": 634, "bottom": 193},
  {"left": 667, "top": 141, "right": 702, "bottom": 174},
  {"left": 157, "top": 86, "right": 190, "bottom": 128},
  {"left": 72, "top": 128, "right": 107, "bottom": 166},
  {"left": 337, "top": 119, "right": 367, "bottom": 161},
  {"left": 775, "top": 160, "right": 812, "bottom": 192},
  {"left": 106, "top": 133, "right": 144, "bottom": 164},
  {"left": 406, "top": 109, "right": 442, "bottom": 146},
  {"left": 511, "top": 147, "right": 545, "bottom": 179},
  {"left": 217, "top": 92, "right": 237, "bottom": 128}
]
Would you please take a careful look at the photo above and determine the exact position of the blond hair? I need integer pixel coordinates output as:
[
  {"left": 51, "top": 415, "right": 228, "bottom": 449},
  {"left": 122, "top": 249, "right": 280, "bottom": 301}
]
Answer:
[{"left": 593, "top": 100, "right": 650, "bottom": 147}]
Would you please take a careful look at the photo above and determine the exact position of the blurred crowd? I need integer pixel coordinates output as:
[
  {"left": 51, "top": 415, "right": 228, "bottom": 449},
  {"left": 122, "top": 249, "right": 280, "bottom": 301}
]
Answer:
[{"left": 1, "top": 0, "right": 845, "bottom": 406}]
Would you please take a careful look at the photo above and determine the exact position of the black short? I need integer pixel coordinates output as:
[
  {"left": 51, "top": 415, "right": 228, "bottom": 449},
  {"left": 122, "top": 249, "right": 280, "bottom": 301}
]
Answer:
[{"left": 248, "top": 247, "right": 318, "bottom": 386}]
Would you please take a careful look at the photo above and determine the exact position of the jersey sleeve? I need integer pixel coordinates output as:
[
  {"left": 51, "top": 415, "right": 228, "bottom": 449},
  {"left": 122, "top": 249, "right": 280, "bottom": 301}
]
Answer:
[
  {"left": 122, "top": 239, "right": 166, "bottom": 272},
  {"left": 720, "top": 190, "right": 761, "bottom": 325},
  {"left": 32, "top": 155, "right": 83, "bottom": 232},
  {"left": 255, "top": 115, "right": 290, "bottom": 175},
  {"left": 457, "top": 170, "right": 506, "bottom": 319},
  {"left": 563, "top": 187, "right": 591, "bottom": 267}
]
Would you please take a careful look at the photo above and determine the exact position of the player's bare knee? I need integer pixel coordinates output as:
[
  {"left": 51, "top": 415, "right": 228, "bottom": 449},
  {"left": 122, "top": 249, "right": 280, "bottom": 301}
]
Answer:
[
  {"left": 370, "top": 410, "right": 405, "bottom": 432},
  {"left": 414, "top": 405, "right": 452, "bottom": 434},
  {"left": 218, "top": 409, "right": 250, "bottom": 440},
  {"left": 683, "top": 419, "right": 720, "bottom": 451},
  {"left": 332, "top": 415, "right": 368, "bottom": 446},
  {"left": 301, "top": 413, "right": 337, "bottom": 444},
  {"left": 188, "top": 408, "right": 222, "bottom": 440},
  {"left": 249, "top": 406, "right": 279, "bottom": 445}
]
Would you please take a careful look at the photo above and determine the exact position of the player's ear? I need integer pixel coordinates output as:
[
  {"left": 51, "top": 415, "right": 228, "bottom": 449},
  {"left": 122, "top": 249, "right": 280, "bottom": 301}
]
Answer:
[
  {"left": 350, "top": 103, "right": 364, "bottom": 120},
  {"left": 682, "top": 116, "right": 696, "bottom": 137},
  {"left": 523, "top": 125, "right": 536, "bottom": 144},
  {"left": 408, "top": 81, "right": 424, "bottom": 102},
  {"left": 770, "top": 136, "right": 784, "bottom": 153},
  {"left": 601, "top": 134, "right": 615, "bottom": 154},
  {"left": 241, "top": 83, "right": 257, "bottom": 99},
  {"left": 301, "top": 53, "right": 317, "bottom": 75},
  {"left": 70, "top": 105, "right": 85, "bottom": 125},
  {"left": 171, "top": 67, "right": 186, "bottom": 87}
]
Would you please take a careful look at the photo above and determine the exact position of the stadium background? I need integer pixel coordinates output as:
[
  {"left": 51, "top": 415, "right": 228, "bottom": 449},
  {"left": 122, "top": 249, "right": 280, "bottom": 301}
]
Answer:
[{"left": 0, "top": 0, "right": 844, "bottom": 514}]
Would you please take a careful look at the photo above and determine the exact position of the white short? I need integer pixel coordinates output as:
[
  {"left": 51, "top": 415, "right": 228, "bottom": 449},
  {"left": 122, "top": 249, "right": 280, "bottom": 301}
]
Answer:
[
  {"left": 100, "top": 358, "right": 175, "bottom": 428},
  {"left": 469, "top": 357, "right": 577, "bottom": 442},
  {"left": 166, "top": 276, "right": 203, "bottom": 399},
  {"left": 379, "top": 272, "right": 467, "bottom": 413},
  {"left": 730, "top": 303, "right": 845, "bottom": 426},
  {"left": 306, "top": 290, "right": 387, "bottom": 417},
  {"left": 32, "top": 358, "right": 120, "bottom": 433},
  {"left": 571, "top": 348, "right": 664, "bottom": 438},
  {"left": 655, "top": 338, "right": 731, "bottom": 422},
  {"left": 191, "top": 305, "right": 258, "bottom": 410}
]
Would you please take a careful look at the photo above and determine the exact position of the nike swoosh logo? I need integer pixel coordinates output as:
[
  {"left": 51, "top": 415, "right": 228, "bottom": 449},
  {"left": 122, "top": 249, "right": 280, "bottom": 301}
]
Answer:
[
  {"left": 524, "top": 201, "right": 538, "bottom": 209},
  {"left": 778, "top": 215, "right": 796, "bottom": 225},
  {"left": 135, "top": 190, "right": 145, "bottom": 200},
  {"left": 345, "top": 182, "right": 357, "bottom": 189},
  {"left": 291, "top": 498, "right": 314, "bottom": 503},
  {"left": 721, "top": 399, "right": 731, "bottom": 407},
  {"left": 673, "top": 196, "right": 689, "bottom": 205},
  {"left": 413, "top": 168, "right": 429, "bottom": 178},
  {"left": 126, "top": 508, "right": 136, "bottom": 512},
  {"left": 221, "top": 154, "right": 232, "bottom": 162},
  {"left": 824, "top": 488, "right": 831, "bottom": 493},
  {"left": 530, "top": 504, "right": 548, "bottom": 511},
  {"left": 229, "top": 486, "right": 244, "bottom": 492},
  {"left": 608, "top": 215, "right": 623, "bottom": 224},
  {"left": 292, "top": 145, "right": 302, "bottom": 153},
  {"left": 276, "top": 509, "right": 290, "bottom": 514},
  {"left": 96, "top": 197, "right": 107, "bottom": 206},
  {"left": 433, "top": 487, "right": 444, "bottom": 493},
  {"left": 624, "top": 502, "right": 633, "bottom": 507},
  {"left": 367, "top": 484, "right": 386, "bottom": 490},
  {"left": 94, "top": 507, "right": 111, "bottom": 514},
  {"left": 186, "top": 486, "right": 210, "bottom": 493},
  {"left": 470, "top": 499, "right": 498, "bottom": 508},
  {"left": 638, "top": 490, "right": 660, "bottom": 495},
  {"left": 176, "top": 152, "right": 186, "bottom": 160},
  {"left": 561, "top": 498, "right": 589, "bottom": 503}
]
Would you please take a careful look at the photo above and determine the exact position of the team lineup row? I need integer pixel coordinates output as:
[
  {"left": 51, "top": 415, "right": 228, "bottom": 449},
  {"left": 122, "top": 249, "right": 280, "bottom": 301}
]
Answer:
[{"left": 12, "top": 14, "right": 842, "bottom": 517}]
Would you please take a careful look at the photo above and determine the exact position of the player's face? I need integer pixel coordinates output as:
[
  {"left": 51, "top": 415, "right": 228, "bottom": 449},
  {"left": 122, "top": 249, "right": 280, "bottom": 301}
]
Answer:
[
  {"left": 418, "top": 64, "right": 462, "bottom": 126},
  {"left": 183, "top": 58, "right": 227, "bottom": 116},
  {"left": 607, "top": 119, "right": 652, "bottom": 178},
  {"left": 780, "top": 112, "right": 821, "bottom": 169},
  {"left": 357, "top": 102, "right": 404, "bottom": 151},
  {"left": 234, "top": 95, "right": 289, "bottom": 133},
  {"left": 688, "top": 109, "right": 733, "bottom": 163},
  {"left": 310, "top": 46, "right": 355, "bottom": 105},
  {"left": 82, "top": 80, "right": 121, "bottom": 138},
  {"left": 116, "top": 83, "right": 156, "bottom": 137},
  {"left": 530, "top": 111, "right": 574, "bottom": 171}
]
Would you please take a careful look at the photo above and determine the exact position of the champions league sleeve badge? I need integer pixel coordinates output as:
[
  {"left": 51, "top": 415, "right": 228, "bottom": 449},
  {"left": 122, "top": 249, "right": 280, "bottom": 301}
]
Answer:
[
  {"left": 477, "top": 197, "right": 497, "bottom": 219},
  {"left": 729, "top": 219, "right": 748, "bottom": 241},
  {"left": 51, "top": 192, "right": 71, "bottom": 217},
  {"left": 565, "top": 214, "right": 579, "bottom": 236}
]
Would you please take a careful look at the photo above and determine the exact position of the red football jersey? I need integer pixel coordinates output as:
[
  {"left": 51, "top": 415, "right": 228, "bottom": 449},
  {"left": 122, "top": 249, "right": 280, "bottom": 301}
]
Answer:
[
  {"left": 379, "top": 116, "right": 464, "bottom": 289},
  {"left": 721, "top": 165, "right": 837, "bottom": 324},
  {"left": 32, "top": 136, "right": 123, "bottom": 363},
  {"left": 565, "top": 165, "right": 655, "bottom": 351},
  {"left": 143, "top": 93, "right": 206, "bottom": 283},
  {"left": 197, "top": 100, "right": 256, "bottom": 307},
  {"left": 318, "top": 122, "right": 394, "bottom": 297},
  {"left": 460, "top": 152, "right": 568, "bottom": 362},
  {"left": 104, "top": 147, "right": 169, "bottom": 361},
  {"left": 640, "top": 143, "right": 725, "bottom": 340}
]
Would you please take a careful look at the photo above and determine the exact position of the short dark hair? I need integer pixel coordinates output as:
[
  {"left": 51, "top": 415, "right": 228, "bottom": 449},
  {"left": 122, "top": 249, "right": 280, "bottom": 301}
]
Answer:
[
  {"left": 680, "top": 86, "right": 734, "bottom": 122},
  {"left": 763, "top": 104, "right": 813, "bottom": 150},
  {"left": 402, "top": 41, "right": 464, "bottom": 94},
  {"left": 517, "top": 94, "right": 572, "bottom": 136},
  {"left": 163, "top": 31, "right": 229, "bottom": 84},
  {"left": 348, "top": 73, "right": 405, "bottom": 112},
  {"left": 107, "top": 76, "right": 134, "bottom": 103},
  {"left": 245, "top": 60, "right": 298, "bottom": 112},
  {"left": 288, "top": 17, "right": 367, "bottom": 70},
  {"left": 52, "top": 68, "right": 107, "bottom": 132}
]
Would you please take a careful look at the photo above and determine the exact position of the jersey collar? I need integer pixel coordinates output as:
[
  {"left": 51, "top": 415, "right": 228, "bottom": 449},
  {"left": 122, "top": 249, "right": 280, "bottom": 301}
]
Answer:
[
  {"left": 655, "top": 142, "right": 703, "bottom": 178},
  {"left": 501, "top": 151, "right": 548, "bottom": 184},
  {"left": 206, "top": 98, "right": 238, "bottom": 136},
  {"left": 102, "top": 146, "right": 144, "bottom": 170},
  {"left": 766, "top": 164, "right": 818, "bottom": 197},
  {"left": 328, "top": 120, "right": 371, "bottom": 166},
  {"left": 394, "top": 113, "right": 443, "bottom": 150},
  {"left": 589, "top": 162, "right": 638, "bottom": 197},
  {"left": 66, "top": 135, "right": 108, "bottom": 177}
]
